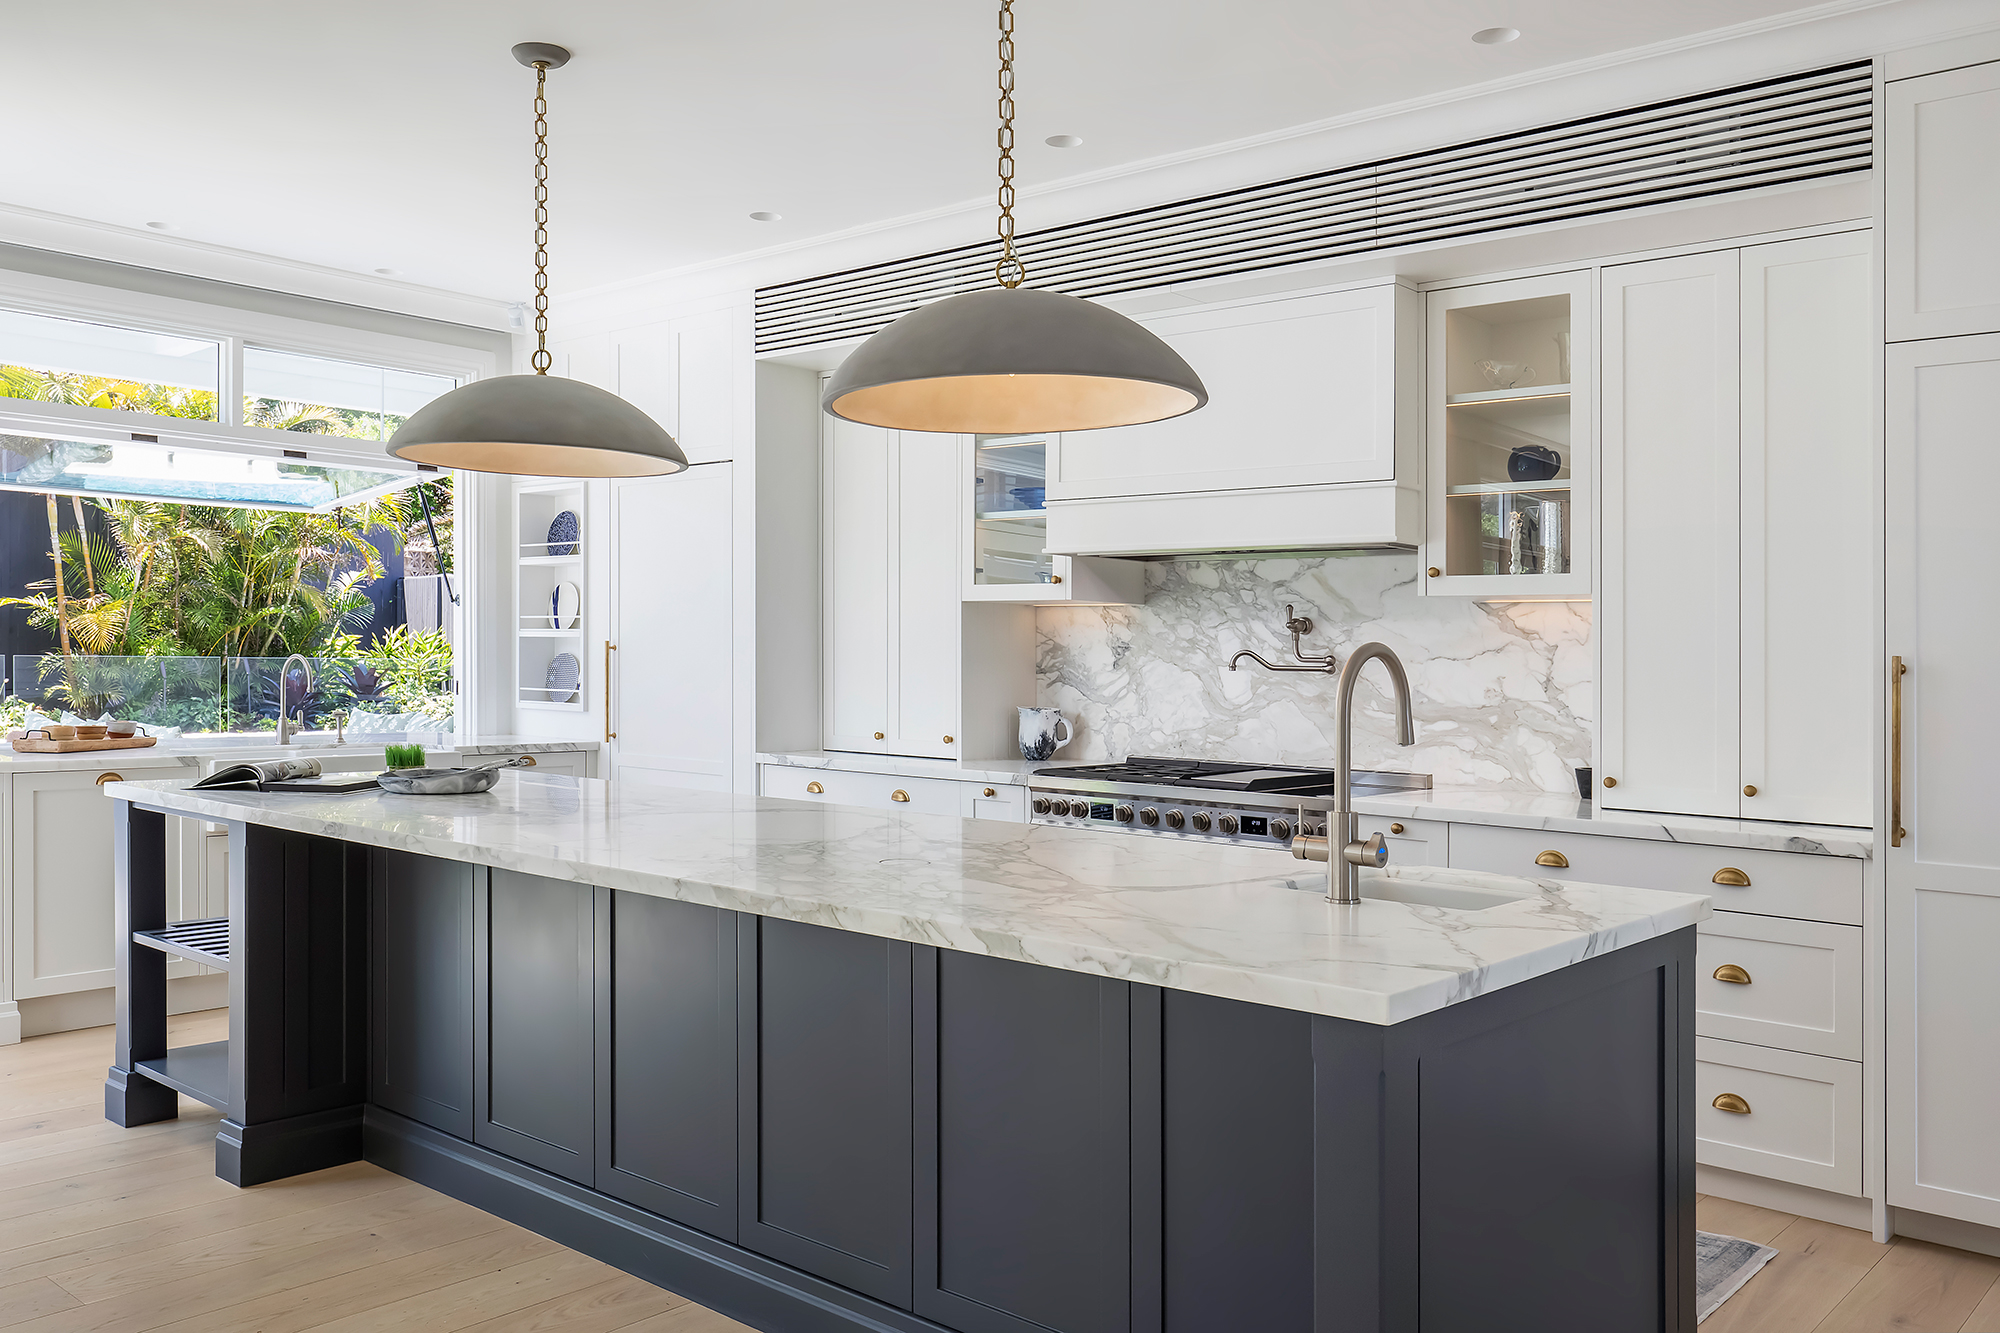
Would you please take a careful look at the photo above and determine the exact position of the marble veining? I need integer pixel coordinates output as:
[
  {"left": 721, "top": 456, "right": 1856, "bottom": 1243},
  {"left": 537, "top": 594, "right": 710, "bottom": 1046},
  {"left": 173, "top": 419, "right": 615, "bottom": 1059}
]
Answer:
[
  {"left": 111, "top": 772, "right": 1708, "bottom": 1026},
  {"left": 1038, "top": 553, "right": 1591, "bottom": 793}
]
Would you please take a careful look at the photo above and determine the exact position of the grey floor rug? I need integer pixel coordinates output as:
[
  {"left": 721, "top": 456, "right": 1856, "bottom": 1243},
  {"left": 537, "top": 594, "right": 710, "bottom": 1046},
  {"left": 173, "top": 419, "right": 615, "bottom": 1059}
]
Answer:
[{"left": 1697, "top": 1230, "right": 1780, "bottom": 1323}]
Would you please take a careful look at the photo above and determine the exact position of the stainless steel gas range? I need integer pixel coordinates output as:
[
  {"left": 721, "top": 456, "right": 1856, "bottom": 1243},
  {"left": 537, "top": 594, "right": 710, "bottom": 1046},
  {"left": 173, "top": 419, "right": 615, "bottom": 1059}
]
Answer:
[{"left": 1028, "top": 756, "right": 1431, "bottom": 849}]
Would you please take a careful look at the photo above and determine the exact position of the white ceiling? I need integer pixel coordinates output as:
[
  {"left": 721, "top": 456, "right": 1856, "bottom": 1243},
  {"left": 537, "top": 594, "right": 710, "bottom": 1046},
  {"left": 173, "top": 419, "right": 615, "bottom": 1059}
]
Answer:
[{"left": 6, "top": 0, "right": 1842, "bottom": 303}]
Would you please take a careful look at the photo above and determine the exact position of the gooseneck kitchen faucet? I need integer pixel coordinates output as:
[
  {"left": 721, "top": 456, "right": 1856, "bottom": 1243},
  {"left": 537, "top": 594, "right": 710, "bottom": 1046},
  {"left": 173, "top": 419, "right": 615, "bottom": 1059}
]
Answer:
[
  {"left": 1285, "top": 642, "right": 1418, "bottom": 904},
  {"left": 276, "top": 654, "right": 314, "bottom": 746}
]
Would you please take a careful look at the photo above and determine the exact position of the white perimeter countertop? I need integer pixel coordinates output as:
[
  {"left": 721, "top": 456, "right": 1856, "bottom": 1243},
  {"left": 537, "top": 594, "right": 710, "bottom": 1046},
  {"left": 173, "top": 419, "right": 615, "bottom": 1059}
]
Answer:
[
  {"left": 756, "top": 750, "right": 1871, "bottom": 859},
  {"left": 109, "top": 771, "right": 1709, "bottom": 1026},
  {"left": 2, "top": 735, "right": 597, "bottom": 776}
]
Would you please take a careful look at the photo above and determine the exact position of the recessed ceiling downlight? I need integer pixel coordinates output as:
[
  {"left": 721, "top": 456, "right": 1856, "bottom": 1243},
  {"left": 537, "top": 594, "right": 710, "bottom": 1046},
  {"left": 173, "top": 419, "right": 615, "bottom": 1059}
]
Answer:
[
  {"left": 144, "top": 221, "right": 177, "bottom": 231},
  {"left": 1045, "top": 134, "right": 1083, "bottom": 148},
  {"left": 374, "top": 267, "right": 401, "bottom": 276},
  {"left": 1472, "top": 26, "right": 1520, "bottom": 44},
  {"left": 749, "top": 211, "right": 782, "bottom": 222}
]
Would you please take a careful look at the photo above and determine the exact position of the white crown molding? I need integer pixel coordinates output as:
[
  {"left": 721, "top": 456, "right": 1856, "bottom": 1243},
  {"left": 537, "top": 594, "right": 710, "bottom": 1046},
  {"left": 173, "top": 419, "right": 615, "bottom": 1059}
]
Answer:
[
  {"left": 559, "top": 0, "right": 1991, "bottom": 324},
  {"left": 0, "top": 201, "right": 518, "bottom": 332}
]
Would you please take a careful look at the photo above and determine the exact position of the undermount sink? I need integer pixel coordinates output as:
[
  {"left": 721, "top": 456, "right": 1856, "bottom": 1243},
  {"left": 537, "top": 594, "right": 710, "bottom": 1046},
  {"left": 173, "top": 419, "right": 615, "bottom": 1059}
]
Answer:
[{"left": 1360, "top": 876, "right": 1536, "bottom": 912}]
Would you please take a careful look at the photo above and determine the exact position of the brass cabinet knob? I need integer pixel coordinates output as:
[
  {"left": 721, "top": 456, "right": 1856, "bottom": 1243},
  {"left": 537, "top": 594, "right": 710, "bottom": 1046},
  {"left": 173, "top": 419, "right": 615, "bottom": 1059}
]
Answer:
[
  {"left": 1711, "top": 867, "right": 1751, "bottom": 887},
  {"left": 1389, "top": 822, "right": 1406, "bottom": 835},
  {"left": 983, "top": 787, "right": 997, "bottom": 797},
  {"left": 1427, "top": 567, "right": 1441, "bottom": 578},
  {"left": 805, "top": 781, "right": 824, "bottom": 794},
  {"left": 1535, "top": 849, "right": 1569, "bottom": 868},
  {"left": 873, "top": 732, "right": 885, "bottom": 740},
  {"left": 1712, "top": 963, "right": 1753, "bottom": 985},
  {"left": 1603, "top": 776, "right": 1618, "bottom": 788},
  {"left": 1743, "top": 784, "right": 1758, "bottom": 797},
  {"left": 1712, "top": 1093, "right": 1752, "bottom": 1115},
  {"left": 890, "top": 789, "right": 911, "bottom": 803},
  {"left": 1049, "top": 575, "right": 1063, "bottom": 584},
  {"left": 95, "top": 772, "right": 124, "bottom": 786},
  {"left": 943, "top": 735, "right": 955, "bottom": 744}
]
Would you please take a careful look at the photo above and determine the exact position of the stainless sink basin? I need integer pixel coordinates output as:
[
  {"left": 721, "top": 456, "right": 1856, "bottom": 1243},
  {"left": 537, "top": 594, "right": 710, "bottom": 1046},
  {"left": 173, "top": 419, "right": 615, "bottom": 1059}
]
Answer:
[{"left": 1359, "top": 875, "right": 1536, "bottom": 912}]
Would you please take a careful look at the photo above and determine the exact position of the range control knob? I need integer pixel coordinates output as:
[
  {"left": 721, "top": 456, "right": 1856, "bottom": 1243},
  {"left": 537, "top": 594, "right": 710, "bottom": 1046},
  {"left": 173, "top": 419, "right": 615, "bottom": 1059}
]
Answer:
[
  {"left": 1115, "top": 804, "right": 1135, "bottom": 824},
  {"left": 1068, "top": 798, "right": 1093, "bottom": 818},
  {"left": 1303, "top": 820, "right": 1327, "bottom": 838},
  {"left": 1190, "top": 811, "right": 1213, "bottom": 832},
  {"left": 1031, "top": 796, "right": 1052, "bottom": 815},
  {"left": 1270, "top": 818, "right": 1293, "bottom": 840},
  {"left": 1164, "top": 810, "right": 1185, "bottom": 829},
  {"left": 1217, "top": 814, "right": 1239, "bottom": 835},
  {"left": 1139, "top": 806, "right": 1160, "bottom": 826}
]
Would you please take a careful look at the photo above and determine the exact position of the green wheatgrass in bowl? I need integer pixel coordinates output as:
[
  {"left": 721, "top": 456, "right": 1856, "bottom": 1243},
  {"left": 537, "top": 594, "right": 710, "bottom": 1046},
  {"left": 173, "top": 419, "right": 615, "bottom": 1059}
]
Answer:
[{"left": 384, "top": 743, "right": 427, "bottom": 770}]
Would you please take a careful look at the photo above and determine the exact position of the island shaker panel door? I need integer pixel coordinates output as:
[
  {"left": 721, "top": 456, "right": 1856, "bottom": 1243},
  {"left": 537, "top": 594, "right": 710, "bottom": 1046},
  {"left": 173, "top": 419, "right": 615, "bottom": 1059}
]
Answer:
[
  {"left": 475, "top": 869, "right": 595, "bottom": 1185},
  {"left": 738, "top": 917, "right": 913, "bottom": 1307},
  {"left": 369, "top": 850, "right": 474, "bottom": 1139},
  {"left": 596, "top": 891, "right": 737, "bottom": 1237},
  {"left": 915, "top": 948, "right": 1135, "bottom": 1333}
]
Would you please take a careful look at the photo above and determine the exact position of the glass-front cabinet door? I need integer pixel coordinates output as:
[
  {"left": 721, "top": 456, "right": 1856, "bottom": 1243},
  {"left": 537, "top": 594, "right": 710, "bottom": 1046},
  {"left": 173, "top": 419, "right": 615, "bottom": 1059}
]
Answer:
[
  {"left": 963, "top": 434, "right": 1142, "bottom": 604},
  {"left": 1423, "top": 270, "right": 1593, "bottom": 599}
]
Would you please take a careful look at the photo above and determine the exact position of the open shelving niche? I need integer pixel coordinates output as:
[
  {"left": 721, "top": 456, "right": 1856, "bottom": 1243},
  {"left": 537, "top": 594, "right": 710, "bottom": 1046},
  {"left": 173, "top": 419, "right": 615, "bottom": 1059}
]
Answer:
[
  {"left": 1424, "top": 271, "right": 1593, "bottom": 600},
  {"left": 515, "top": 481, "right": 588, "bottom": 713}
]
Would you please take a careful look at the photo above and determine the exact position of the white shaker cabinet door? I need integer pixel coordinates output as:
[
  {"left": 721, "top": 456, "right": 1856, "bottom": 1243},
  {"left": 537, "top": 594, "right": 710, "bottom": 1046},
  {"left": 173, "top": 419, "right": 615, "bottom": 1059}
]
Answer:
[
  {"left": 1887, "top": 62, "right": 2000, "bottom": 341},
  {"left": 10, "top": 770, "right": 122, "bottom": 998},
  {"left": 891, "top": 432, "right": 962, "bottom": 759},
  {"left": 1737, "top": 233, "right": 1873, "bottom": 827},
  {"left": 1598, "top": 251, "right": 1741, "bottom": 818},
  {"left": 822, "top": 417, "right": 894, "bottom": 754},
  {"left": 609, "top": 463, "right": 735, "bottom": 792},
  {"left": 1885, "top": 332, "right": 2000, "bottom": 1228}
]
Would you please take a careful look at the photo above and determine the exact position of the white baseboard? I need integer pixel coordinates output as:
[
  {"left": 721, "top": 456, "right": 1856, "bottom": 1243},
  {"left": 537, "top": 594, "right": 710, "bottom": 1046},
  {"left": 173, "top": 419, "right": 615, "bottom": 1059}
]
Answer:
[
  {"left": 19, "top": 976, "right": 229, "bottom": 1039},
  {"left": 1698, "top": 1165, "right": 1876, "bottom": 1232},
  {"left": 1891, "top": 1206, "right": 2000, "bottom": 1260},
  {"left": 0, "top": 1001, "right": 19, "bottom": 1046}
]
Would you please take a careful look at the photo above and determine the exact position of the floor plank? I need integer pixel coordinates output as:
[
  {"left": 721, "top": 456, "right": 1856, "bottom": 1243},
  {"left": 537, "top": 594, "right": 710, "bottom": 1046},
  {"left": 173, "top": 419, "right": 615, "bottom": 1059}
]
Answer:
[
  {"left": 1698, "top": 1194, "right": 1801, "bottom": 1246},
  {"left": 452, "top": 1274, "right": 687, "bottom": 1333},
  {"left": 1700, "top": 1216, "right": 1888, "bottom": 1333},
  {"left": 0, "top": 1281, "right": 79, "bottom": 1328},
  {"left": 617, "top": 1303, "right": 762, "bottom": 1333},
  {"left": 296, "top": 1249, "right": 638, "bottom": 1333},
  {"left": 1960, "top": 1272, "right": 2000, "bottom": 1332},
  {"left": 1813, "top": 1238, "right": 2000, "bottom": 1333}
]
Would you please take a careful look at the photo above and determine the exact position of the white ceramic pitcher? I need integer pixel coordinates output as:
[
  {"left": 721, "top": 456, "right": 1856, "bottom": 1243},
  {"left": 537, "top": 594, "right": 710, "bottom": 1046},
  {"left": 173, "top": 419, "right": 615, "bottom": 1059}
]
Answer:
[{"left": 1017, "top": 707, "right": 1074, "bottom": 762}]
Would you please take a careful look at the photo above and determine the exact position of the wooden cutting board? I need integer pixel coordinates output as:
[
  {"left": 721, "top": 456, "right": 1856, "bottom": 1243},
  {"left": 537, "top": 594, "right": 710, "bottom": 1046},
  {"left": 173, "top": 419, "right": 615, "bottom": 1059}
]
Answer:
[{"left": 9, "top": 735, "right": 160, "bottom": 753}]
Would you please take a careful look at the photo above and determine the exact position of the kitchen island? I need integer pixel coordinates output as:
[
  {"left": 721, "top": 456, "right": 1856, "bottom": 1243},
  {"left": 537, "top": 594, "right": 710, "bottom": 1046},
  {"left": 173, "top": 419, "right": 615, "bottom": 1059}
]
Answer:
[{"left": 102, "top": 771, "right": 1710, "bottom": 1333}]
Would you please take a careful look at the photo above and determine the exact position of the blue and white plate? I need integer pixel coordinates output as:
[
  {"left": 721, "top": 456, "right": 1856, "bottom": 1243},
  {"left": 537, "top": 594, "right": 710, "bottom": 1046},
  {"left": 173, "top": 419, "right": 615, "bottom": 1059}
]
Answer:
[
  {"left": 545, "top": 652, "right": 580, "bottom": 703},
  {"left": 546, "top": 509, "right": 579, "bottom": 556},
  {"left": 550, "top": 580, "right": 581, "bottom": 629}
]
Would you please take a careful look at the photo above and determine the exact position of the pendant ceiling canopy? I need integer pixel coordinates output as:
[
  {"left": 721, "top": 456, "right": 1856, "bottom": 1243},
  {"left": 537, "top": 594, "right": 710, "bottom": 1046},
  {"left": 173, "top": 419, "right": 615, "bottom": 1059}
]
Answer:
[
  {"left": 389, "top": 43, "right": 688, "bottom": 479},
  {"left": 821, "top": 1, "right": 1206, "bottom": 435}
]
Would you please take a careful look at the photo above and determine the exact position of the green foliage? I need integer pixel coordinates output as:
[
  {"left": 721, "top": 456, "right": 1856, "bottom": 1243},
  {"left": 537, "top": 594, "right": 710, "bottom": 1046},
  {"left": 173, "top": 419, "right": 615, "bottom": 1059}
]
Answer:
[
  {"left": 383, "top": 742, "right": 427, "bottom": 769},
  {"left": 366, "top": 626, "right": 454, "bottom": 722},
  {"left": 0, "top": 364, "right": 217, "bottom": 420},
  {"left": 0, "top": 697, "right": 32, "bottom": 730}
]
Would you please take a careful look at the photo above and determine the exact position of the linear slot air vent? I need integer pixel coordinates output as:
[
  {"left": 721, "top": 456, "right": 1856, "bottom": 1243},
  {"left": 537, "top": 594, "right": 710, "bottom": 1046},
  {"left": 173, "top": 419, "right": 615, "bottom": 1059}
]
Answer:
[{"left": 756, "top": 60, "right": 1871, "bottom": 354}]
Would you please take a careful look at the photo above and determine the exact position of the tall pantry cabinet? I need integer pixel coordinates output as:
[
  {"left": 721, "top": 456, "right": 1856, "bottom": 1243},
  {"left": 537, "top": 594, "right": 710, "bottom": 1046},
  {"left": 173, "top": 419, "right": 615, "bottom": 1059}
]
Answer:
[
  {"left": 1883, "top": 53, "right": 2000, "bottom": 1231},
  {"left": 1597, "top": 231, "right": 1873, "bottom": 826},
  {"left": 821, "top": 414, "right": 1033, "bottom": 761}
]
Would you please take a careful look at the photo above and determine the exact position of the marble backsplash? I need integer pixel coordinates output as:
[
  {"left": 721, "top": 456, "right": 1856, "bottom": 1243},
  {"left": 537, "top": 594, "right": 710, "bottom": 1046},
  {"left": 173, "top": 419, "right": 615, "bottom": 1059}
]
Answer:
[{"left": 1036, "top": 554, "right": 1592, "bottom": 793}]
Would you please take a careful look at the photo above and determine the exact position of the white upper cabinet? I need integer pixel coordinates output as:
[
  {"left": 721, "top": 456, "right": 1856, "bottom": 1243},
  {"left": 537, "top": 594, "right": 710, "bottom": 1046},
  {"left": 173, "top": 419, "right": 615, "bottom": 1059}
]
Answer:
[
  {"left": 1600, "top": 250, "right": 1742, "bottom": 820},
  {"left": 613, "top": 308, "right": 740, "bottom": 464},
  {"left": 1887, "top": 61, "right": 2000, "bottom": 341},
  {"left": 822, "top": 416, "right": 895, "bottom": 754},
  {"left": 1738, "top": 234, "right": 1873, "bottom": 827},
  {"left": 1599, "top": 233, "right": 1872, "bottom": 826},
  {"left": 1044, "top": 280, "right": 1422, "bottom": 556}
]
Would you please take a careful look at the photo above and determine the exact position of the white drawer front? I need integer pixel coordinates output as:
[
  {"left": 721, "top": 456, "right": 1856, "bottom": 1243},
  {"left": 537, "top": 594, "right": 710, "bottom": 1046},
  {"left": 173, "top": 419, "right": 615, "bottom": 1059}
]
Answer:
[
  {"left": 501, "top": 750, "right": 589, "bottom": 777},
  {"left": 1695, "top": 1037, "right": 1862, "bottom": 1196},
  {"left": 1447, "top": 823, "right": 1862, "bottom": 925},
  {"left": 1697, "top": 912, "right": 1861, "bottom": 1060},
  {"left": 1356, "top": 814, "right": 1448, "bottom": 868},
  {"left": 758, "top": 765, "right": 961, "bottom": 817},
  {"left": 961, "top": 783, "right": 1027, "bottom": 823}
]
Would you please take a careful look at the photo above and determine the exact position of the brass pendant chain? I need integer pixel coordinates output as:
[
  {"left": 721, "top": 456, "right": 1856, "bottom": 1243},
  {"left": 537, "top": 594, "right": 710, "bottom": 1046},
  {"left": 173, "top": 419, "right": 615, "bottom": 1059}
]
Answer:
[
  {"left": 531, "top": 61, "right": 553, "bottom": 374},
  {"left": 994, "top": 0, "right": 1025, "bottom": 289}
]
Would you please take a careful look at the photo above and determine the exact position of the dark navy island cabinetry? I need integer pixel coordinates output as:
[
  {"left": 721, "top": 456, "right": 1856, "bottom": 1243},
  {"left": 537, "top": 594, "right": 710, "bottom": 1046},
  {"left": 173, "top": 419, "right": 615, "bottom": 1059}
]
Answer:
[{"left": 105, "top": 798, "right": 1700, "bottom": 1333}]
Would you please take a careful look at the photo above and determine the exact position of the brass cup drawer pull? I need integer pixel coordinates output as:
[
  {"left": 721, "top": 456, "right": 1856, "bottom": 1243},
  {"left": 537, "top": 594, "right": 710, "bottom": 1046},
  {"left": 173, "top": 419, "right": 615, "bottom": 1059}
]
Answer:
[
  {"left": 1712, "top": 964, "right": 1752, "bottom": 985},
  {"left": 518, "top": 754, "right": 537, "bottom": 767},
  {"left": 890, "top": 789, "right": 911, "bottom": 803},
  {"left": 95, "top": 772, "right": 124, "bottom": 786},
  {"left": 1712, "top": 867, "right": 1751, "bottom": 887},
  {"left": 1712, "top": 1093, "right": 1752, "bottom": 1115},
  {"left": 1389, "top": 822, "right": 1406, "bottom": 835},
  {"left": 1534, "top": 849, "right": 1569, "bottom": 868},
  {"left": 805, "top": 781, "right": 824, "bottom": 795}
]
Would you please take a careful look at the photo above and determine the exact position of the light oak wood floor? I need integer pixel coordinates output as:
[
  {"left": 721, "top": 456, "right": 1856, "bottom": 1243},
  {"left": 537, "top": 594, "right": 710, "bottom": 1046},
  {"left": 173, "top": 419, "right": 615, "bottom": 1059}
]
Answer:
[
  {"left": 7, "top": 1012, "right": 2000, "bottom": 1333},
  {"left": 0, "top": 1010, "right": 753, "bottom": 1333}
]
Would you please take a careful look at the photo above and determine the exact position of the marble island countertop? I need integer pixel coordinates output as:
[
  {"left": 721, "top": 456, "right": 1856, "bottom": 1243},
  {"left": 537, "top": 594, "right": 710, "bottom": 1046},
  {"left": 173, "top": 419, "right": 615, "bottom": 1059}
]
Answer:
[
  {"left": 109, "top": 771, "right": 1709, "bottom": 1026},
  {"left": 756, "top": 750, "right": 1872, "bottom": 859}
]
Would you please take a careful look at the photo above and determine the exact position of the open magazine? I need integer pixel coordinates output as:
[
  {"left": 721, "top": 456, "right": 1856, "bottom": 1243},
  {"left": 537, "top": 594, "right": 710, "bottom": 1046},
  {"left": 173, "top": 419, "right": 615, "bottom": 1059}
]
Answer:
[{"left": 191, "top": 758, "right": 380, "bottom": 794}]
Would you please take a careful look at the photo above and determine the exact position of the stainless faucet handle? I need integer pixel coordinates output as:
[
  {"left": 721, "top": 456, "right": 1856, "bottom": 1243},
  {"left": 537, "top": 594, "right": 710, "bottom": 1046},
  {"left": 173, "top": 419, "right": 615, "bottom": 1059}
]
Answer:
[
  {"left": 1342, "top": 831, "right": 1389, "bottom": 868},
  {"left": 1290, "top": 834, "right": 1331, "bottom": 863},
  {"left": 1283, "top": 603, "right": 1314, "bottom": 635}
]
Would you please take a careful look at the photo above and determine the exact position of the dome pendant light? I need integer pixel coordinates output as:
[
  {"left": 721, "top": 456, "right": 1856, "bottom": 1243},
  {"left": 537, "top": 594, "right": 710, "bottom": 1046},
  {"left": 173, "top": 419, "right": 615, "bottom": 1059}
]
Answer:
[
  {"left": 390, "top": 44, "right": 689, "bottom": 478},
  {"left": 822, "top": 2, "right": 1206, "bottom": 433}
]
